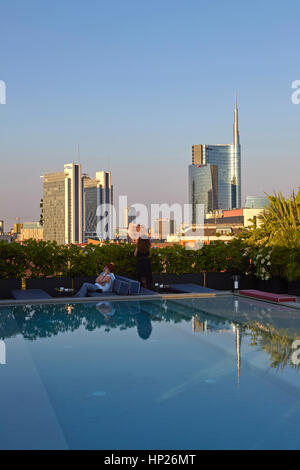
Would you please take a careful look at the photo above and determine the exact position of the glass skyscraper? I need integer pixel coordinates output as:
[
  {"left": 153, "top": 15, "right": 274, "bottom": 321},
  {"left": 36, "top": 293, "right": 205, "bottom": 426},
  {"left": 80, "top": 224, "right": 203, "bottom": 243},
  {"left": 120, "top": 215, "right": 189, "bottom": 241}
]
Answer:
[
  {"left": 189, "top": 96, "right": 241, "bottom": 214},
  {"left": 189, "top": 164, "right": 218, "bottom": 218},
  {"left": 244, "top": 195, "right": 269, "bottom": 209}
]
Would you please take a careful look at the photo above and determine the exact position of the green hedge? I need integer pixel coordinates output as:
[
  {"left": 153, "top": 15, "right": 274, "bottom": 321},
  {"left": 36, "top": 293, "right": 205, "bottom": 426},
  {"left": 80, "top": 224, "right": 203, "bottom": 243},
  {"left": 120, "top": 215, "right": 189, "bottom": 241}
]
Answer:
[{"left": 0, "top": 238, "right": 299, "bottom": 281}]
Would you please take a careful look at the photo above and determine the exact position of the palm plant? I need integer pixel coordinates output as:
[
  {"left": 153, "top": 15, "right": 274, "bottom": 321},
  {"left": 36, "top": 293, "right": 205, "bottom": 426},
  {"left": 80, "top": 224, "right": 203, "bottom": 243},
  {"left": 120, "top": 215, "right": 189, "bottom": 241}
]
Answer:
[{"left": 259, "top": 189, "right": 300, "bottom": 248}]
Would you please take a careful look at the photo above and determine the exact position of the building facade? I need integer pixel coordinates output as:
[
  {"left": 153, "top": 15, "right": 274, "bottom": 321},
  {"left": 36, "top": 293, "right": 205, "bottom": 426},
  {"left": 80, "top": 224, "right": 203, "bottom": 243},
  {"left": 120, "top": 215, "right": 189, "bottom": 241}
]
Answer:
[
  {"left": 83, "top": 171, "right": 113, "bottom": 241},
  {"left": 18, "top": 222, "right": 43, "bottom": 241},
  {"left": 189, "top": 164, "right": 218, "bottom": 218},
  {"left": 64, "top": 163, "right": 83, "bottom": 244},
  {"left": 244, "top": 195, "right": 269, "bottom": 209},
  {"left": 189, "top": 96, "right": 241, "bottom": 216},
  {"left": 42, "top": 163, "right": 83, "bottom": 245},
  {"left": 42, "top": 171, "right": 66, "bottom": 244},
  {"left": 153, "top": 218, "right": 176, "bottom": 240}
]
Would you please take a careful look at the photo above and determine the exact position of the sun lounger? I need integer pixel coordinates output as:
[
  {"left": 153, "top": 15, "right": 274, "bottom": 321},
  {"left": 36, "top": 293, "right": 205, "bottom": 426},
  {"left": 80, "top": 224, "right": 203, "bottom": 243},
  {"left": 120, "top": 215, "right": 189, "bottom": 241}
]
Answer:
[
  {"left": 169, "top": 284, "right": 217, "bottom": 294},
  {"left": 239, "top": 289, "right": 296, "bottom": 303},
  {"left": 11, "top": 289, "right": 52, "bottom": 300}
]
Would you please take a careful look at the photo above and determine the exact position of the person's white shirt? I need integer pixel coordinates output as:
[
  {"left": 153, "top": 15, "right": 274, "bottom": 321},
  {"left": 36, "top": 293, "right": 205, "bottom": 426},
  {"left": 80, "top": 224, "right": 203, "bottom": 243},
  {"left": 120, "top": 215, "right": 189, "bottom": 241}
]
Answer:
[{"left": 95, "top": 272, "right": 115, "bottom": 292}]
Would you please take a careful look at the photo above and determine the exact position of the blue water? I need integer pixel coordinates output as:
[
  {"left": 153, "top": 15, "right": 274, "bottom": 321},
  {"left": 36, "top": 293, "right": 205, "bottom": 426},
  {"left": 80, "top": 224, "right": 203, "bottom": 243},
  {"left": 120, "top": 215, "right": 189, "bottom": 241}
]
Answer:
[{"left": 0, "top": 296, "right": 300, "bottom": 449}]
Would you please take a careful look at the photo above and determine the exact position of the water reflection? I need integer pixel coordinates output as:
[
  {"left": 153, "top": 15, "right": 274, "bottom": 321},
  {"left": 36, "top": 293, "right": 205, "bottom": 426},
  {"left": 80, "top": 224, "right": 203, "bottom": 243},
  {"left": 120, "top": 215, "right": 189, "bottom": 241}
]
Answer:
[{"left": 0, "top": 298, "right": 299, "bottom": 374}]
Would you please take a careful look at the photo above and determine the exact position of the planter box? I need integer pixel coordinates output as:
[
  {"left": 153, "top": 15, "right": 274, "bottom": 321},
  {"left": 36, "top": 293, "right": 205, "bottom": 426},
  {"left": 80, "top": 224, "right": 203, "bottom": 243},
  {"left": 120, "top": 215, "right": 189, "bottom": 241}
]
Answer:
[
  {"left": 153, "top": 273, "right": 204, "bottom": 286},
  {"left": 238, "top": 275, "right": 257, "bottom": 291},
  {"left": 206, "top": 272, "right": 233, "bottom": 291},
  {"left": 153, "top": 272, "right": 256, "bottom": 291},
  {"left": 256, "top": 276, "right": 288, "bottom": 294},
  {"left": 288, "top": 280, "right": 300, "bottom": 296},
  {"left": 0, "top": 279, "right": 22, "bottom": 299}
]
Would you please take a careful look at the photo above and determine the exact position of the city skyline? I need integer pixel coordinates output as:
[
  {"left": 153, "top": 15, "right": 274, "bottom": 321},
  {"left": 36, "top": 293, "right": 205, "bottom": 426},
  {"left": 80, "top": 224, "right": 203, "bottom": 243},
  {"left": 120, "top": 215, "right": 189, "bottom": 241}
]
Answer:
[
  {"left": 189, "top": 96, "right": 241, "bottom": 215},
  {"left": 1, "top": 1, "right": 300, "bottom": 229}
]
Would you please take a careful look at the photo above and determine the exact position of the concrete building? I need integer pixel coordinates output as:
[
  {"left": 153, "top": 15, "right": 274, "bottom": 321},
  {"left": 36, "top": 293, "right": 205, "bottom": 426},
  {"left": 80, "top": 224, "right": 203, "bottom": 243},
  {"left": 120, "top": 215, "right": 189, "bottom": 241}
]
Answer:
[
  {"left": 189, "top": 96, "right": 241, "bottom": 215},
  {"left": 42, "top": 171, "right": 66, "bottom": 244},
  {"left": 64, "top": 163, "right": 83, "bottom": 244},
  {"left": 122, "top": 206, "right": 137, "bottom": 229},
  {"left": 83, "top": 171, "right": 113, "bottom": 241},
  {"left": 18, "top": 222, "right": 43, "bottom": 241},
  {"left": 153, "top": 218, "right": 176, "bottom": 240},
  {"left": 0, "top": 234, "right": 13, "bottom": 243},
  {"left": 42, "top": 163, "right": 83, "bottom": 245}
]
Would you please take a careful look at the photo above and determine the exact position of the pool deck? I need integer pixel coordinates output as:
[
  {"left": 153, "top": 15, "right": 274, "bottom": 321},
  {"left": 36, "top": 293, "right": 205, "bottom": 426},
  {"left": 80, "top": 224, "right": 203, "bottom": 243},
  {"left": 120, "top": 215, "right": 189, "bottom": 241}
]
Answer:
[
  {"left": 0, "top": 290, "right": 230, "bottom": 306},
  {"left": 0, "top": 291, "right": 299, "bottom": 312},
  {"left": 234, "top": 293, "right": 300, "bottom": 311}
]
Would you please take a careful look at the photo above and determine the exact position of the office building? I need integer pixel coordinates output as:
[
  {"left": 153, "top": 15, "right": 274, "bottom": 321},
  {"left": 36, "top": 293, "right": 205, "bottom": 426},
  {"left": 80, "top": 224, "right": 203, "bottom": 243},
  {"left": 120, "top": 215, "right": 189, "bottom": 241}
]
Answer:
[
  {"left": 18, "top": 222, "right": 43, "bottom": 241},
  {"left": 42, "top": 163, "right": 83, "bottom": 244},
  {"left": 83, "top": 171, "right": 113, "bottom": 241},
  {"left": 189, "top": 96, "right": 241, "bottom": 215},
  {"left": 189, "top": 164, "right": 218, "bottom": 218},
  {"left": 244, "top": 195, "right": 269, "bottom": 209},
  {"left": 42, "top": 171, "right": 65, "bottom": 244},
  {"left": 122, "top": 206, "right": 137, "bottom": 229},
  {"left": 153, "top": 218, "right": 176, "bottom": 240},
  {"left": 64, "top": 163, "right": 83, "bottom": 244}
]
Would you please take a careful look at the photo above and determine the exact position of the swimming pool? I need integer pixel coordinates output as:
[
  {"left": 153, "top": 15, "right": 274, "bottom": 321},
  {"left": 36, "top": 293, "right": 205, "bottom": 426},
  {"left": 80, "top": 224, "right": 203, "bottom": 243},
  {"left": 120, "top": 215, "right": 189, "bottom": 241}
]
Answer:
[{"left": 0, "top": 295, "right": 300, "bottom": 450}]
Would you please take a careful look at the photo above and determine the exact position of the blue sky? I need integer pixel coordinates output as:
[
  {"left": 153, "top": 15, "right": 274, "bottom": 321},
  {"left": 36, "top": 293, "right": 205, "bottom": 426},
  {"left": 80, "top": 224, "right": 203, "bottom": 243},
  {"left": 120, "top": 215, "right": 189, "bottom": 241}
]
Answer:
[{"left": 0, "top": 0, "right": 299, "bottom": 229}]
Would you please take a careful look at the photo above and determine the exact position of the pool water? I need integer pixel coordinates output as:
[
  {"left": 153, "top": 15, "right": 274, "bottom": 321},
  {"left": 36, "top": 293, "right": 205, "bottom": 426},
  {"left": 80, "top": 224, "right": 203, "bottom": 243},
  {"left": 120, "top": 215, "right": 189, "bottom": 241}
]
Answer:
[{"left": 0, "top": 296, "right": 300, "bottom": 450}]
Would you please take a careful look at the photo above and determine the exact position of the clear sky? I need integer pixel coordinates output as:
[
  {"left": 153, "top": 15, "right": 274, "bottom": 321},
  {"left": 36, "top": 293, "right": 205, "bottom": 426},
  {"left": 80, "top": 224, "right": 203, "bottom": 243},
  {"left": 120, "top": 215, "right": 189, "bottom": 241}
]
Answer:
[{"left": 0, "top": 0, "right": 299, "bottom": 230}]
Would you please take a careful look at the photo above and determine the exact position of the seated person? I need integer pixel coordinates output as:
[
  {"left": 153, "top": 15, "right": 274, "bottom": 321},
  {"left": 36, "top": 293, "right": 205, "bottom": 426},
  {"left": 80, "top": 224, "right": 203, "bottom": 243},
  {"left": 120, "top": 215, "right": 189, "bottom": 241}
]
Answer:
[
  {"left": 96, "top": 302, "right": 116, "bottom": 323},
  {"left": 74, "top": 263, "right": 115, "bottom": 297}
]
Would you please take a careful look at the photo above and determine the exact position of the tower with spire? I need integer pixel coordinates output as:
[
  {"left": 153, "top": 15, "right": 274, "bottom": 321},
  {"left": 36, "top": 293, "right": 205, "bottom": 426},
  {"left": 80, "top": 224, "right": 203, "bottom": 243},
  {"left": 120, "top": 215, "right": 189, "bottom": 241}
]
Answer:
[
  {"left": 189, "top": 95, "right": 242, "bottom": 214},
  {"left": 233, "top": 93, "right": 240, "bottom": 146}
]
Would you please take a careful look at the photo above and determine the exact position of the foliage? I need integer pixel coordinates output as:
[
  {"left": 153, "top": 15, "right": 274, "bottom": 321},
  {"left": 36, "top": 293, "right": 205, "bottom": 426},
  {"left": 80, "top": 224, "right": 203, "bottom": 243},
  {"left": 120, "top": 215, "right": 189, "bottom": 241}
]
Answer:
[
  {"left": 0, "top": 239, "right": 250, "bottom": 279},
  {"left": 247, "top": 324, "right": 300, "bottom": 371},
  {"left": 156, "top": 245, "right": 196, "bottom": 274},
  {"left": 22, "top": 239, "right": 66, "bottom": 278},
  {"left": 0, "top": 241, "right": 27, "bottom": 279},
  {"left": 0, "top": 236, "right": 298, "bottom": 283},
  {"left": 246, "top": 245, "right": 273, "bottom": 280},
  {"left": 237, "top": 190, "right": 300, "bottom": 281},
  {"left": 260, "top": 190, "right": 300, "bottom": 249}
]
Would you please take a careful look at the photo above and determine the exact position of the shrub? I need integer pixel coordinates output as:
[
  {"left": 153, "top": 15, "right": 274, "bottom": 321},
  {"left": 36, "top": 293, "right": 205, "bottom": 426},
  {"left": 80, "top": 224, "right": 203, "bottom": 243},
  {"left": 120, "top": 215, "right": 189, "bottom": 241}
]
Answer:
[{"left": 0, "top": 241, "right": 26, "bottom": 279}]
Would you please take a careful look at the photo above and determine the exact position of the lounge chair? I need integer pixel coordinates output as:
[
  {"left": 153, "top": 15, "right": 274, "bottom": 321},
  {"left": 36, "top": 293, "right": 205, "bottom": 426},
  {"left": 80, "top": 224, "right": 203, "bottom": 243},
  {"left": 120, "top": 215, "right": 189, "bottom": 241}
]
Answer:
[
  {"left": 12, "top": 289, "right": 52, "bottom": 300},
  {"left": 169, "top": 284, "right": 217, "bottom": 294},
  {"left": 239, "top": 289, "right": 296, "bottom": 303}
]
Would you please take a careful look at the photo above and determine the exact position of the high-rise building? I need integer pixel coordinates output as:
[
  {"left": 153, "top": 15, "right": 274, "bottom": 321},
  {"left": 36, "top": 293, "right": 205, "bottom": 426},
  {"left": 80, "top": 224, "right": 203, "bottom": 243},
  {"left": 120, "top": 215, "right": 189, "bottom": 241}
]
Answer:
[
  {"left": 83, "top": 171, "right": 113, "bottom": 241},
  {"left": 153, "top": 218, "right": 176, "bottom": 240},
  {"left": 189, "top": 164, "right": 218, "bottom": 218},
  {"left": 189, "top": 96, "right": 241, "bottom": 216},
  {"left": 42, "top": 163, "right": 83, "bottom": 244},
  {"left": 64, "top": 163, "right": 83, "bottom": 244},
  {"left": 122, "top": 206, "right": 137, "bottom": 229},
  {"left": 42, "top": 171, "right": 65, "bottom": 244}
]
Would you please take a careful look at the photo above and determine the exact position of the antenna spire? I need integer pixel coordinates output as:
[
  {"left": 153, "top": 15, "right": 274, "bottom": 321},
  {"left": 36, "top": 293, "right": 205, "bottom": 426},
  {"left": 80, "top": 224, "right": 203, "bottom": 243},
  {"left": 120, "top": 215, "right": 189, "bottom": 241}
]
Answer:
[{"left": 233, "top": 93, "right": 240, "bottom": 145}]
